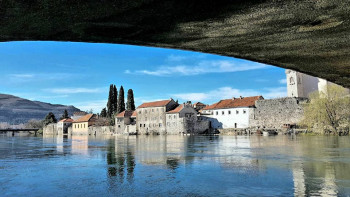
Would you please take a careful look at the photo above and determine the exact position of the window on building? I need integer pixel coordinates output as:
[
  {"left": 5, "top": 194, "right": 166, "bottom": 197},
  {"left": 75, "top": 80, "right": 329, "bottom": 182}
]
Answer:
[
  {"left": 243, "top": 110, "right": 246, "bottom": 114},
  {"left": 78, "top": 124, "right": 79, "bottom": 128},
  {"left": 159, "top": 123, "right": 162, "bottom": 127},
  {"left": 228, "top": 110, "right": 231, "bottom": 115},
  {"left": 118, "top": 125, "right": 121, "bottom": 128},
  {"left": 222, "top": 111, "right": 224, "bottom": 115},
  {"left": 84, "top": 124, "right": 85, "bottom": 128},
  {"left": 216, "top": 111, "right": 218, "bottom": 115},
  {"left": 174, "top": 115, "right": 176, "bottom": 119},
  {"left": 144, "top": 124, "right": 146, "bottom": 127},
  {"left": 169, "top": 115, "right": 171, "bottom": 120},
  {"left": 236, "top": 110, "right": 239, "bottom": 114},
  {"left": 75, "top": 125, "right": 76, "bottom": 129},
  {"left": 140, "top": 124, "right": 142, "bottom": 127},
  {"left": 167, "top": 122, "right": 170, "bottom": 126},
  {"left": 290, "top": 77, "right": 295, "bottom": 85},
  {"left": 139, "top": 111, "right": 141, "bottom": 114}
]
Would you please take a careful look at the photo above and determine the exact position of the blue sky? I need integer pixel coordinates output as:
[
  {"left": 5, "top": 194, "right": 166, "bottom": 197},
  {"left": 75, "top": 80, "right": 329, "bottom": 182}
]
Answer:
[{"left": 0, "top": 41, "right": 287, "bottom": 112}]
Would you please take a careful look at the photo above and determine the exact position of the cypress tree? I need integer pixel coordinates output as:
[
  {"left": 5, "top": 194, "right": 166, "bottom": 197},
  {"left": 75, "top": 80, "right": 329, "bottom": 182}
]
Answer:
[
  {"left": 117, "top": 85, "right": 125, "bottom": 113},
  {"left": 107, "top": 84, "right": 114, "bottom": 117},
  {"left": 60, "top": 109, "right": 69, "bottom": 120},
  {"left": 44, "top": 112, "right": 57, "bottom": 125},
  {"left": 100, "top": 108, "right": 107, "bottom": 117},
  {"left": 113, "top": 85, "right": 118, "bottom": 115},
  {"left": 126, "top": 89, "right": 135, "bottom": 110}
]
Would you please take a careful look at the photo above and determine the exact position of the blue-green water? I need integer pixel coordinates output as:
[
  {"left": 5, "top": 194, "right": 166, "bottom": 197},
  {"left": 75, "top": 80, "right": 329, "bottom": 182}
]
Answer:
[{"left": 1, "top": 135, "right": 350, "bottom": 196}]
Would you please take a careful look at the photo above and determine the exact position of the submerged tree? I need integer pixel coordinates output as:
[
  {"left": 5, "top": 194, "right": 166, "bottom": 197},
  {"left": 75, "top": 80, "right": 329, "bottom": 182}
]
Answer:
[
  {"left": 117, "top": 85, "right": 125, "bottom": 113},
  {"left": 43, "top": 112, "right": 57, "bottom": 126},
  {"left": 126, "top": 89, "right": 135, "bottom": 111},
  {"left": 301, "top": 85, "right": 350, "bottom": 135}
]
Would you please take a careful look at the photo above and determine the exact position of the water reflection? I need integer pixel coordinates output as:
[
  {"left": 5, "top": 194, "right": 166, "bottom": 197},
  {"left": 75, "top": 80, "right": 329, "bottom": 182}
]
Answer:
[{"left": 1, "top": 135, "right": 350, "bottom": 196}]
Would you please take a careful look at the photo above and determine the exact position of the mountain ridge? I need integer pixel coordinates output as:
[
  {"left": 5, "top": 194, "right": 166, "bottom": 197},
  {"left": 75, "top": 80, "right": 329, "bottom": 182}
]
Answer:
[{"left": 0, "top": 93, "right": 82, "bottom": 124}]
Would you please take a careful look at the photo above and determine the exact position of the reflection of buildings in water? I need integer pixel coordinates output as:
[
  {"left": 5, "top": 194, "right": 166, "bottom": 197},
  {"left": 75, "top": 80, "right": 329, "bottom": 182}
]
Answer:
[
  {"left": 135, "top": 135, "right": 186, "bottom": 168},
  {"left": 292, "top": 162, "right": 306, "bottom": 196},
  {"left": 319, "top": 163, "right": 338, "bottom": 196},
  {"left": 71, "top": 135, "right": 89, "bottom": 155}
]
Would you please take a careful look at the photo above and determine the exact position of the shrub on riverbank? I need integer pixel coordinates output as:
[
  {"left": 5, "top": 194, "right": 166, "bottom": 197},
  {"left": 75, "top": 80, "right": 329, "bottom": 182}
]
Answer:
[{"left": 301, "top": 85, "right": 350, "bottom": 135}]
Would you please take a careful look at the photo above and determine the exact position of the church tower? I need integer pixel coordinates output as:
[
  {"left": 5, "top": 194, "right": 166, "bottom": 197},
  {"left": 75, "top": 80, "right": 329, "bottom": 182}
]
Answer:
[{"left": 285, "top": 69, "right": 319, "bottom": 98}]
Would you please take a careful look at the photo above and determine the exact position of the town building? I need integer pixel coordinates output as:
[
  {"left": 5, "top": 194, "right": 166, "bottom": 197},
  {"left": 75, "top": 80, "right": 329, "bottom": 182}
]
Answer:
[
  {"left": 71, "top": 111, "right": 88, "bottom": 121},
  {"left": 115, "top": 110, "right": 137, "bottom": 135},
  {"left": 192, "top": 102, "right": 207, "bottom": 112},
  {"left": 285, "top": 69, "right": 319, "bottom": 98},
  {"left": 166, "top": 103, "right": 210, "bottom": 134},
  {"left": 72, "top": 114, "right": 96, "bottom": 135},
  {"left": 136, "top": 99, "right": 178, "bottom": 135},
  {"left": 201, "top": 96, "right": 264, "bottom": 129},
  {"left": 57, "top": 118, "right": 74, "bottom": 135}
]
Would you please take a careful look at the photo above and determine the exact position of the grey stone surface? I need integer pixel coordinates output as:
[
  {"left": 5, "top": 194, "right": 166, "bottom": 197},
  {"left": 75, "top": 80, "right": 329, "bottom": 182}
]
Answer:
[{"left": 249, "top": 97, "right": 308, "bottom": 129}]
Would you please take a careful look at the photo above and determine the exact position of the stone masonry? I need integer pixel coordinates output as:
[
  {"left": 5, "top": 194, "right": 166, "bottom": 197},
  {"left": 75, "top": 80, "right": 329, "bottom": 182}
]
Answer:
[{"left": 249, "top": 97, "right": 308, "bottom": 129}]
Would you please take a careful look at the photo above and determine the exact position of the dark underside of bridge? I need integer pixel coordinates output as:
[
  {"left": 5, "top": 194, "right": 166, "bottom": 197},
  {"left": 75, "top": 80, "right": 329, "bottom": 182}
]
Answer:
[{"left": 0, "top": 0, "right": 349, "bottom": 87}]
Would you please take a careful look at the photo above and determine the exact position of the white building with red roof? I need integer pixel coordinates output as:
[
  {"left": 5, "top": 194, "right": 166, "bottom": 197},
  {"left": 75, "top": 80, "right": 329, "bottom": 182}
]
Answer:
[
  {"left": 201, "top": 96, "right": 264, "bottom": 129},
  {"left": 57, "top": 118, "right": 74, "bottom": 135}
]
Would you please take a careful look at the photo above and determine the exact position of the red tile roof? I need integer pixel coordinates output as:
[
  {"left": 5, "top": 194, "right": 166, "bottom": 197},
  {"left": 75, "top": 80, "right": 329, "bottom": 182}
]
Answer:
[
  {"left": 59, "top": 118, "right": 74, "bottom": 123},
  {"left": 166, "top": 104, "right": 184, "bottom": 114},
  {"left": 137, "top": 99, "right": 172, "bottom": 108},
  {"left": 202, "top": 96, "right": 263, "bottom": 110},
  {"left": 116, "top": 110, "right": 134, "bottom": 118},
  {"left": 131, "top": 111, "right": 137, "bottom": 117},
  {"left": 74, "top": 114, "right": 94, "bottom": 123}
]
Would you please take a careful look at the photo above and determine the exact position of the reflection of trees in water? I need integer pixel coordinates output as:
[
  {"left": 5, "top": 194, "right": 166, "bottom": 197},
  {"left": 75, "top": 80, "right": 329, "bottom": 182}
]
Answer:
[{"left": 106, "top": 138, "right": 135, "bottom": 184}]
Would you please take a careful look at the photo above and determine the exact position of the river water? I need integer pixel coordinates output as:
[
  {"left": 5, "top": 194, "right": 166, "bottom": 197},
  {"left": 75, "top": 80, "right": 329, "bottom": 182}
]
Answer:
[{"left": 0, "top": 135, "right": 350, "bottom": 196}]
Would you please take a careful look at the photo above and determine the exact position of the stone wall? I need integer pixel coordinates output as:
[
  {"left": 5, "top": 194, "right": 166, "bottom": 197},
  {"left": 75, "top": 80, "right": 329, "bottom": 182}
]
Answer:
[
  {"left": 43, "top": 123, "right": 57, "bottom": 135},
  {"left": 88, "top": 126, "right": 114, "bottom": 136},
  {"left": 249, "top": 97, "right": 308, "bottom": 129}
]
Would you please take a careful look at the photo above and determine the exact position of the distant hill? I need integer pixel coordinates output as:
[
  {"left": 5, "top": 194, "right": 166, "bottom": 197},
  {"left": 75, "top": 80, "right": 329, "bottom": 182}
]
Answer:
[{"left": 0, "top": 93, "right": 82, "bottom": 124}]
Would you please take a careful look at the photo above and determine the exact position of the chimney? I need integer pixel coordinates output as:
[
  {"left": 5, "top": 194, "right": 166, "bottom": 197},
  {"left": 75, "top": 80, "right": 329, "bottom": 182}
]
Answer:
[
  {"left": 239, "top": 96, "right": 243, "bottom": 99},
  {"left": 232, "top": 97, "right": 235, "bottom": 100}
]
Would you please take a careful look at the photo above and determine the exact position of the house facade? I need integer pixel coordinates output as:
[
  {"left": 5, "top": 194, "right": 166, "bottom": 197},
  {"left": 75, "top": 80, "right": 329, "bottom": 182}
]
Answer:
[
  {"left": 57, "top": 118, "right": 74, "bottom": 135},
  {"left": 201, "top": 96, "right": 264, "bottom": 129},
  {"left": 166, "top": 103, "right": 210, "bottom": 134},
  {"left": 72, "top": 114, "right": 96, "bottom": 135},
  {"left": 115, "top": 110, "right": 137, "bottom": 135},
  {"left": 136, "top": 99, "right": 178, "bottom": 135}
]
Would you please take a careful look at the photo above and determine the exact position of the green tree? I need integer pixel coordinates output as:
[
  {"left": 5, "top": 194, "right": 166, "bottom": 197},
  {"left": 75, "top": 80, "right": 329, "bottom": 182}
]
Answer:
[
  {"left": 43, "top": 112, "right": 57, "bottom": 126},
  {"left": 60, "top": 109, "right": 69, "bottom": 120},
  {"left": 126, "top": 89, "right": 135, "bottom": 111},
  {"left": 107, "top": 84, "right": 114, "bottom": 117},
  {"left": 113, "top": 85, "right": 118, "bottom": 114},
  {"left": 100, "top": 108, "right": 107, "bottom": 117},
  {"left": 301, "top": 84, "right": 350, "bottom": 135},
  {"left": 117, "top": 85, "right": 125, "bottom": 113}
]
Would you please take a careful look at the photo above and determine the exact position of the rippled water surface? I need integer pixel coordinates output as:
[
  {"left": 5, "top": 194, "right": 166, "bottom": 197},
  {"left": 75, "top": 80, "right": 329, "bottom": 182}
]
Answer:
[{"left": 1, "top": 135, "right": 350, "bottom": 196}]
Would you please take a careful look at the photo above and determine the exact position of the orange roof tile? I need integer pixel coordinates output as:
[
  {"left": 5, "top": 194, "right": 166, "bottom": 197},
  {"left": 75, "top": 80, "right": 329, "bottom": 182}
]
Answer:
[
  {"left": 202, "top": 96, "right": 263, "bottom": 110},
  {"left": 116, "top": 110, "right": 134, "bottom": 118},
  {"left": 74, "top": 114, "right": 94, "bottom": 123},
  {"left": 137, "top": 99, "right": 172, "bottom": 108},
  {"left": 59, "top": 118, "right": 74, "bottom": 123},
  {"left": 166, "top": 104, "right": 184, "bottom": 114},
  {"left": 131, "top": 111, "right": 137, "bottom": 117}
]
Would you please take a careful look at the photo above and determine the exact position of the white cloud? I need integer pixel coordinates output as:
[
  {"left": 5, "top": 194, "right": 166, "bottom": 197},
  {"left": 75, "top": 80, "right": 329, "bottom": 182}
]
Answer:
[
  {"left": 126, "top": 60, "right": 268, "bottom": 76},
  {"left": 44, "top": 88, "right": 105, "bottom": 94},
  {"left": 72, "top": 100, "right": 107, "bottom": 113},
  {"left": 167, "top": 54, "right": 188, "bottom": 62},
  {"left": 171, "top": 86, "right": 287, "bottom": 103},
  {"left": 279, "top": 79, "right": 287, "bottom": 84},
  {"left": 10, "top": 74, "right": 35, "bottom": 78}
]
